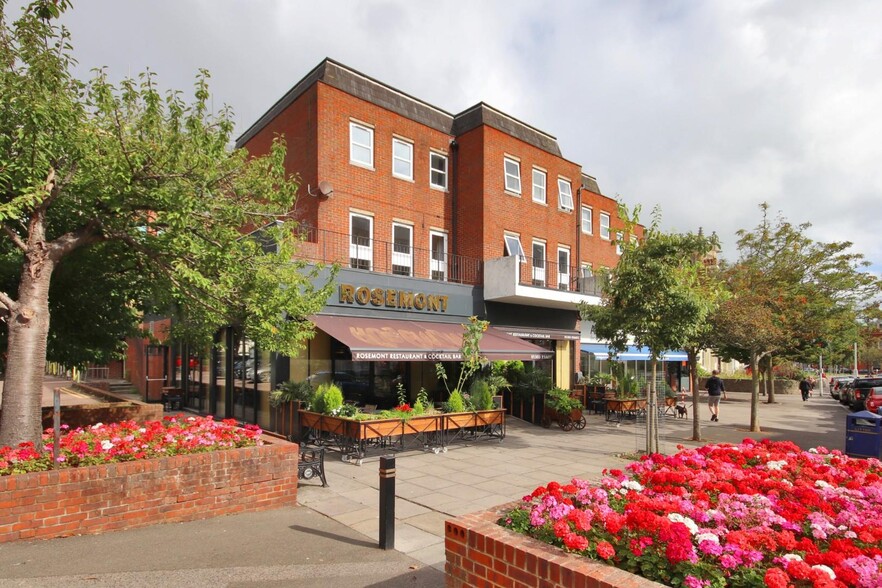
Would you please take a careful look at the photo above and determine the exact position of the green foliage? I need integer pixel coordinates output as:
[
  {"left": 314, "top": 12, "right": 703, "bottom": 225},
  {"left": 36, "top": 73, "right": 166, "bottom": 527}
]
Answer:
[
  {"left": 395, "top": 381, "right": 408, "bottom": 406},
  {"left": 586, "top": 372, "right": 613, "bottom": 386},
  {"left": 269, "top": 380, "right": 314, "bottom": 408},
  {"left": 469, "top": 378, "right": 494, "bottom": 411},
  {"left": 510, "top": 365, "right": 553, "bottom": 402},
  {"left": 0, "top": 2, "right": 336, "bottom": 447},
  {"left": 444, "top": 390, "right": 466, "bottom": 413},
  {"left": 436, "top": 316, "right": 489, "bottom": 398},
  {"left": 413, "top": 387, "right": 430, "bottom": 414},
  {"left": 544, "top": 388, "right": 583, "bottom": 414},
  {"left": 312, "top": 383, "right": 344, "bottom": 415},
  {"left": 334, "top": 403, "right": 360, "bottom": 418},
  {"left": 610, "top": 363, "right": 644, "bottom": 399}
]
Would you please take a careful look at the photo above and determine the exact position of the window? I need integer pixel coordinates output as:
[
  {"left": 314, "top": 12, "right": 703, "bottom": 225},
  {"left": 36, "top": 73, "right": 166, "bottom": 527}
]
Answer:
[
  {"left": 349, "top": 213, "right": 373, "bottom": 270},
  {"left": 600, "top": 212, "right": 611, "bottom": 240},
  {"left": 504, "top": 157, "right": 521, "bottom": 194},
  {"left": 392, "top": 223, "right": 413, "bottom": 276},
  {"left": 504, "top": 234, "right": 526, "bottom": 261},
  {"left": 580, "top": 206, "right": 592, "bottom": 234},
  {"left": 430, "top": 231, "right": 448, "bottom": 281},
  {"left": 430, "top": 152, "right": 447, "bottom": 190},
  {"left": 558, "top": 247, "right": 570, "bottom": 290},
  {"left": 616, "top": 231, "right": 624, "bottom": 255},
  {"left": 350, "top": 122, "right": 373, "bottom": 167},
  {"left": 392, "top": 138, "right": 413, "bottom": 180},
  {"left": 558, "top": 178, "right": 574, "bottom": 211},
  {"left": 532, "top": 240, "right": 546, "bottom": 286},
  {"left": 532, "top": 168, "right": 546, "bottom": 204}
]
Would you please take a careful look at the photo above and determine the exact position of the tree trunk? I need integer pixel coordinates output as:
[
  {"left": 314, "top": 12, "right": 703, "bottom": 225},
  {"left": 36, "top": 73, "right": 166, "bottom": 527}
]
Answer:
[
  {"left": 749, "top": 352, "right": 761, "bottom": 432},
  {"left": 766, "top": 354, "right": 776, "bottom": 404},
  {"left": 646, "top": 357, "right": 659, "bottom": 454},
  {"left": 0, "top": 258, "right": 56, "bottom": 450},
  {"left": 688, "top": 350, "right": 700, "bottom": 441}
]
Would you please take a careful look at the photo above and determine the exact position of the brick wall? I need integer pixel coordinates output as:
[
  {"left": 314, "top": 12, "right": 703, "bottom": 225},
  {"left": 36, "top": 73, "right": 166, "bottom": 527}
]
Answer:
[
  {"left": 0, "top": 441, "right": 299, "bottom": 543},
  {"left": 446, "top": 504, "right": 664, "bottom": 588}
]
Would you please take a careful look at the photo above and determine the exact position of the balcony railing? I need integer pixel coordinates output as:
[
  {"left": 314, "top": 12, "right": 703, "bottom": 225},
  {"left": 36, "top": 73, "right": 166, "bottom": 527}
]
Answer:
[
  {"left": 295, "top": 226, "right": 483, "bottom": 285},
  {"left": 516, "top": 255, "right": 607, "bottom": 296}
]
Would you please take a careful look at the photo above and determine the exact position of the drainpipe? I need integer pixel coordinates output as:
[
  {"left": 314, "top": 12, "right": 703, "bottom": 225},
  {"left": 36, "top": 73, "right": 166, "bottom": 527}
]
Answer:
[
  {"left": 576, "top": 186, "right": 583, "bottom": 282},
  {"left": 450, "top": 139, "right": 459, "bottom": 261}
]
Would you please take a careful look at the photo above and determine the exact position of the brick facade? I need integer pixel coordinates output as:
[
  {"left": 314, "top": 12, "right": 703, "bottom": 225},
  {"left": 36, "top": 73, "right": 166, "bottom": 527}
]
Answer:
[
  {"left": 446, "top": 504, "right": 664, "bottom": 588},
  {"left": 0, "top": 441, "right": 299, "bottom": 543}
]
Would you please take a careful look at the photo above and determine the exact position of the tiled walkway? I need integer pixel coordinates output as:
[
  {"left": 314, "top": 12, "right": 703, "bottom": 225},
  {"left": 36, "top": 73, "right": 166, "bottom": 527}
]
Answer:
[{"left": 298, "top": 389, "right": 849, "bottom": 571}]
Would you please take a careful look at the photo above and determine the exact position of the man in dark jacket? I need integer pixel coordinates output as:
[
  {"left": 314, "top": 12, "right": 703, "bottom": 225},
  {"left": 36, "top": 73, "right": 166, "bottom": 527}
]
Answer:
[
  {"left": 706, "top": 370, "right": 726, "bottom": 422},
  {"left": 799, "top": 377, "right": 811, "bottom": 401}
]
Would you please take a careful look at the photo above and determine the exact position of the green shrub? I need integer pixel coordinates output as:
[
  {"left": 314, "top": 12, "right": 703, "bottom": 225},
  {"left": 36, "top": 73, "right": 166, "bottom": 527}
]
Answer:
[
  {"left": 544, "top": 387, "right": 583, "bottom": 413},
  {"left": 313, "top": 383, "right": 344, "bottom": 415},
  {"left": 269, "top": 380, "right": 314, "bottom": 408},
  {"left": 469, "top": 378, "right": 494, "bottom": 411},
  {"left": 445, "top": 389, "right": 466, "bottom": 413}
]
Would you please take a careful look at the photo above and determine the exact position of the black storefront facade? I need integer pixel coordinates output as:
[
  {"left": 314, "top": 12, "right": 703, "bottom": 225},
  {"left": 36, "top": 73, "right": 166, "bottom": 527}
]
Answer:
[{"left": 162, "top": 269, "right": 584, "bottom": 432}]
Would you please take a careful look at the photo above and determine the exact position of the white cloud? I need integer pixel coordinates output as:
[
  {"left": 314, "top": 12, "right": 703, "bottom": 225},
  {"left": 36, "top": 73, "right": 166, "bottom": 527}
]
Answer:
[{"left": 31, "top": 0, "right": 882, "bottom": 272}]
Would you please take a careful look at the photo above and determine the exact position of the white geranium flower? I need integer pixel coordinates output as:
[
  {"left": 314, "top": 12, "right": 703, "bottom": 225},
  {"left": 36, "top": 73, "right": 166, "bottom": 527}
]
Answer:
[
  {"left": 621, "top": 480, "right": 644, "bottom": 492},
  {"left": 782, "top": 554, "right": 803, "bottom": 563},
  {"left": 812, "top": 565, "right": 835, "bottom": 579},
  {"left": 668, "top": 513, "right": 699, "bottom": 535},
  {"left": 815, "top": 480, "right": 832, "bottom": 489},
  {"left": 695, "top": 533, "right": 719, "bottom": 544},
  {"left": 766, "top": 460, "right": 787, "bottom": 470},
  {"left": 100, "top": 440, "right": 114, "bottom": 451}
]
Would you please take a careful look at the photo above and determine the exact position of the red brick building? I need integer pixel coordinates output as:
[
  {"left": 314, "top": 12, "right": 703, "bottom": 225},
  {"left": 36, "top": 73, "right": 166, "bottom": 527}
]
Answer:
[{"left": 134, "top": 59, "right": 642, "bottom": 428}]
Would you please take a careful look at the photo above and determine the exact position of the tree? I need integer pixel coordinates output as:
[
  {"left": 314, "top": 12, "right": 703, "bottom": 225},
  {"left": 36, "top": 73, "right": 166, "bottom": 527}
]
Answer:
[
  {"left": 713, "top": 204, "right": 879, "bottom": 431},
  {"left": 581, "top": 206, "right": 719, "bottom": 453},
  {"left": 0, "top": 2, "right": 333, "bottom": 448}
]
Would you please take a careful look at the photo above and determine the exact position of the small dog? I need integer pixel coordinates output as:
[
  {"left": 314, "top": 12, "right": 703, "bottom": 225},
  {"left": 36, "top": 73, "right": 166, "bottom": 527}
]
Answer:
[{"left": 676, "top": 404, "right": 688, "bottom": 419}]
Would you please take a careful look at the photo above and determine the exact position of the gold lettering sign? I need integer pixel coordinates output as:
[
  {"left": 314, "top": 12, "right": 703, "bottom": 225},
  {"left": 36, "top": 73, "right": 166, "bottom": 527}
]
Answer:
[{"left": 338, "top": 284, "right": 449, "bottom": 313}]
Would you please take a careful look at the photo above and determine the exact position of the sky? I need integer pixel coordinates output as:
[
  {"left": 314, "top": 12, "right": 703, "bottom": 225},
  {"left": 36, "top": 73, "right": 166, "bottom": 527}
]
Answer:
[{"left": 28, "top": 0, "right": 882, "bottom": 273}]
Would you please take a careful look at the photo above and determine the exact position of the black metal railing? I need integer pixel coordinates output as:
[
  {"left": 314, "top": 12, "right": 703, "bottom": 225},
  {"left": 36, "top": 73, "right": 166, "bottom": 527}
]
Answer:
[
  {"left": 514, "top": 255, "right": 606, "bottom": 296},
  {"left": 295, "top": 226, "right": 484, "bottom": 285}
]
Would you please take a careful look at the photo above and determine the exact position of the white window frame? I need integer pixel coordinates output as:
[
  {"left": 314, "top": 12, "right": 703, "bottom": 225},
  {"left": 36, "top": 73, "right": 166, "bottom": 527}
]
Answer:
[
  {"left": 531, "top": 240, "right": 546, "bottom": 287},
  {"left": 557, "top": 247, "right": 570, "bottom": 290},
  {"left": 349, "top": 122, "right": 374, "bottom": 168},
  {"left": 600, "top": 212, "right": 611, "bottom": 240},
  {"left": 504, "top": 157, "right": 521, "bottom": 194},
  {"left": 430, "top": 230, "right": 448, "bottom": 281},
  {"left": 504, "top": 233, "right": 526, "bottom": 262},
  {"left": 392, "top": 138, "right": 413, "bottom": 180},
  {"left": 429, "top": 152, "right": 448, "bottom": 190},
  {"left": 349, "top": 213, "right": 373, "bottom": 270},
  {"left": 392, "top": 222, "right": 413, "bottom": 275},
  {"left": 557, "top": 178, "right": 574, "bottom": 211},
  {"left": 581, "top": 205, "right": 593, "bottom": 234},
  {"left": 616, "top": 231, "right": 624, "bottom": 255},
  {"left": 532, "top": 168, "right": 546, "bottom": 204}
]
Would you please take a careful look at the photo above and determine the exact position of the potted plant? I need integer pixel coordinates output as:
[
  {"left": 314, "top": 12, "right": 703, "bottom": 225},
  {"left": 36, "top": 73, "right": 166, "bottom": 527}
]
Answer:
[
  {"left": 269, "top": 380, "right": 315, "bottom": 440},
  {"left": 542, "top": 387, "right": 585, "bottom": 430}
]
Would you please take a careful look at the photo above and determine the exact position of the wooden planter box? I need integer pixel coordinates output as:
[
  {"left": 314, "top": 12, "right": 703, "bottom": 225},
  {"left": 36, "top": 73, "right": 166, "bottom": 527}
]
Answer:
[
  {"left": 0, "top": 441, "right": 299, "bottom": 543},
  {"left": 299, "top": 409, "right": 505, "bottom": 457}
]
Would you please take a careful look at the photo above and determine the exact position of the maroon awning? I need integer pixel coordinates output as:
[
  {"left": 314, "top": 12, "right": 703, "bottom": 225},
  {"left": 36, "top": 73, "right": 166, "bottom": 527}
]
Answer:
[{"left": 310, "top": 315, "right": 553, "bottom": 361}]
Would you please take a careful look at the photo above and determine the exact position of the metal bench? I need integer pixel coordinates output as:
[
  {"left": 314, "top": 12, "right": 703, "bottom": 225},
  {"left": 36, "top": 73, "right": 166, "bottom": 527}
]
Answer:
[{"left": 298, "top": 447, "right": 328, "bottom": 487}]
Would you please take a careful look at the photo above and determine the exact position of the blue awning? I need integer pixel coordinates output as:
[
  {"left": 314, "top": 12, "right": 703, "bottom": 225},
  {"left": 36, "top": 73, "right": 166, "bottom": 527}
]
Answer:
[{"left": 581, "top": 344, "right": 687, "bottom": 362}]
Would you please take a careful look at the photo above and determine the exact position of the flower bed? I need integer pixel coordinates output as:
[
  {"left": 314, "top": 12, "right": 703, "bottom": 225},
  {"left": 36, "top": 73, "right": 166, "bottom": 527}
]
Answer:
[
  {"left": 498, "top": 439, "right": 882, "bottom": 587},
  {"left": 0, "top": 416, "right": 299, "bottom": 542}
]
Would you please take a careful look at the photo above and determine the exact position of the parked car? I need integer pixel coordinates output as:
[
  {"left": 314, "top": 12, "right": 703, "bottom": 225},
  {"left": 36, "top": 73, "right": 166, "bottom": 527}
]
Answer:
[
  {"left": 830, "top": 376, "right": 854, "bottom": 400},
  {"left": 849, "top": 377, "right": 882, "bottom": 412},
  {"left": 840, "top": 380, "right": 856, "bottom": 406}
]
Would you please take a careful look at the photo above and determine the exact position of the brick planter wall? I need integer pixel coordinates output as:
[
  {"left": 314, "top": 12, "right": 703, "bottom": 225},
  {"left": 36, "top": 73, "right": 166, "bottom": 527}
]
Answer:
[
  {"left": 0, "top": 441, "right": 299, "bottom": 543},
  {"left": 446, "top": 504, "right": 665, "bottom": 588}
]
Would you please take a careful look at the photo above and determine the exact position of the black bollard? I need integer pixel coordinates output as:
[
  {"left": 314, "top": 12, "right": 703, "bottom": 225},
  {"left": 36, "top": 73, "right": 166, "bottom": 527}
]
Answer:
[{"left": 379, "top": 455, "right": 395, "bottom": 550}]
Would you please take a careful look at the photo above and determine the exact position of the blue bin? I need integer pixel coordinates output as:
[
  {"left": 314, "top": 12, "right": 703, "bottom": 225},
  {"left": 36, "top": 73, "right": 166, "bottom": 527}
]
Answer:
[{"left": 845, "top": 411, "right": 882, "bottom": 459}]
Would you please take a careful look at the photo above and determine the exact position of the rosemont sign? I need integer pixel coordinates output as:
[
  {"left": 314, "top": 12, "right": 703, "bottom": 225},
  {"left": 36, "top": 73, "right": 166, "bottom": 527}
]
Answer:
[{"left": 338, "top": 284, "right": 449, "bottom": 313}]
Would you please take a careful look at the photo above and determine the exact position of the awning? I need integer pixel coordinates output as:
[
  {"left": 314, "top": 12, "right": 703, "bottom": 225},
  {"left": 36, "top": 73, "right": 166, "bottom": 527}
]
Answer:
[
  {"left": 496, "top": 326, "right": 581, "bottom": 341},
  {"left": 581, "top": 344, "right": 688, "bottom": 362},
  {"left": 311, "top": 315, "right": 554, "bottom": 361}
]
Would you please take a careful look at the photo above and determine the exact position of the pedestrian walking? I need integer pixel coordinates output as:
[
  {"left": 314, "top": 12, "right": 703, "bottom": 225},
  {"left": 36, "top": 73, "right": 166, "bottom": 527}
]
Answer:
[
  {"left": 799, "top": 377, "right": 811, "bottom": 402},
  {"left": 706, "top": 370, "right": 726, "bottom": 422}
]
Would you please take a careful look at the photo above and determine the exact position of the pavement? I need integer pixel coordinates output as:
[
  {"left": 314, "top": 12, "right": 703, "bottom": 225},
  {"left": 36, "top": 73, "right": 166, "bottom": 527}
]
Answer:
[{"left": 0, "top": 382, "right": 853, "bottom": 587}]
